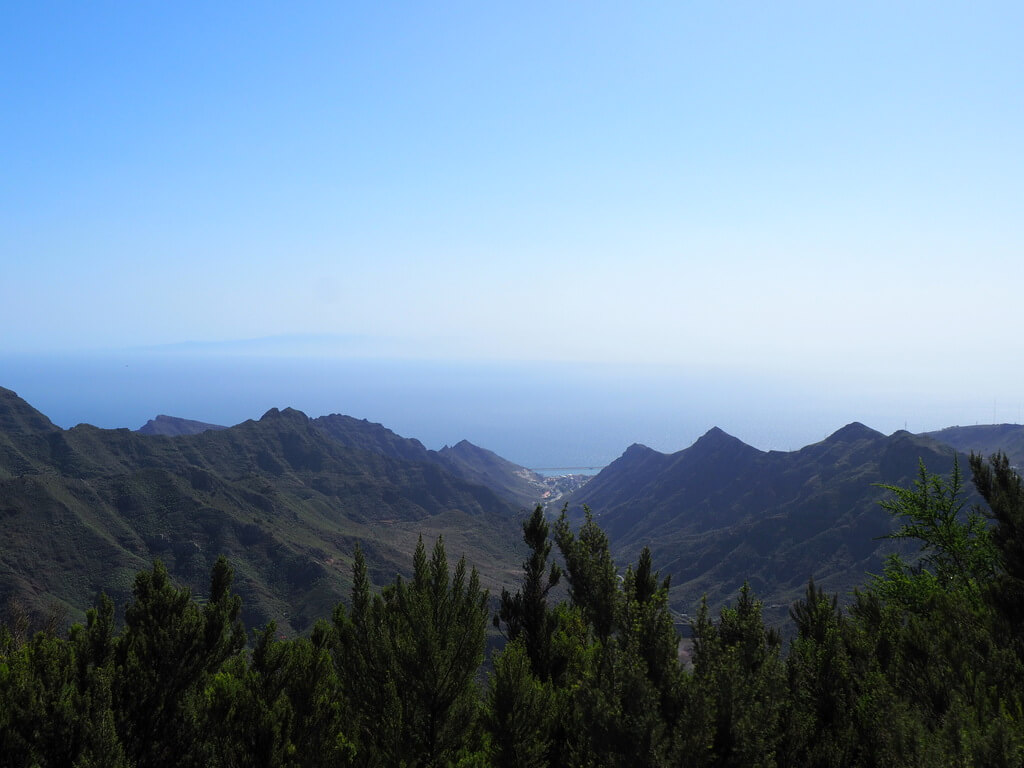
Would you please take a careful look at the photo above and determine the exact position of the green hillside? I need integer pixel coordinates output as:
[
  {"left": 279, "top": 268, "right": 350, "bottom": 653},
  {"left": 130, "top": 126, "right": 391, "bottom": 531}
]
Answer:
[
  {"left": 569, "top": 422, "right": 965, "bottom": 626},
  {"left": 3, "top": 382, "right": 999, "bottom": 643},
  {"left": 0, "top": 388, "right": 523, "bottom": 633}
]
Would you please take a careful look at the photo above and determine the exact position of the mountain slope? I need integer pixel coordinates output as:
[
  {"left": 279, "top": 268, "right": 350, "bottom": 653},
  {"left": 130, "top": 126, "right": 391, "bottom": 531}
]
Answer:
[
  {"left": 924, "top": 423, "right": 1024, "bottom": 468},
  {"left": 0, "top": 388, "right": 60, "bottom": 437},
  {"left": 435, "top": 440, "right": 554, "bottom": 509},
  {"left": 0, "top": 388, "right": 62, "bottom": 481},
  {"left": 312, "top": 413, "right": 555, "bottom": 509},
  {"left": 312, "top": 413, "right": 434, "bottom": 464},
  {"left": 569, "top": 422, "right": 963, "bottom": 626},
  {"left": 0, "top": 391, "right": 523, "bottom": 633}
]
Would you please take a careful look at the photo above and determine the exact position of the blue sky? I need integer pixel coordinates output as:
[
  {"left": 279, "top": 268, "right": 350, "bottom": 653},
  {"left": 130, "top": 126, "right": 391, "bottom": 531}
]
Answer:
[{"left": 2, "top": 2, "right": 1023, "bottom": 426}]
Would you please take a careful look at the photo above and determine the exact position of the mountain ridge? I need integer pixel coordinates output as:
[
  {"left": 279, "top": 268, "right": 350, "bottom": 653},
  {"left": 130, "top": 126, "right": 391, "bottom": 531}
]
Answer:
[
  {"left": 6, "top": 384, "right": 1016, "bottom": 635},
  {"left": 569, "top": 420, "right": 966, "bottom": 625},
  {"left": 0, "top": 388, "right": 60, "bottom": 437},
  {"left": 924, "top": 423, "right": 1024, "bottom": 468},
  {"left": 133, "top": 409, "right": 566, "bottom": 510},
  {"left": 137, "top": 414, "right": 228, "bottom": 437},
  {"left": 311, "top": 412, "right": 570, "bottom": 509},
  {"left": 0, "top": 389, "right": 525, "bottom": 633}
]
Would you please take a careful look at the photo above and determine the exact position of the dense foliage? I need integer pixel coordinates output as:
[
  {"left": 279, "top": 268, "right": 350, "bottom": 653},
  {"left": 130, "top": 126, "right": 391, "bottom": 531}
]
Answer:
[{"left": 3, "top": 454, "right": 1024, "bottom": 766}]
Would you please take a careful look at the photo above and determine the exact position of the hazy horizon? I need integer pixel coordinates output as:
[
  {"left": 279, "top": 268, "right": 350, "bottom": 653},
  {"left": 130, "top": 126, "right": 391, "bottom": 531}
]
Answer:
[
  {"left": 3, "top": 344, "right": 1017, "bottom": 469},
  {"left": 3, "top": 4, "right": 1021, "bottom": 457}
]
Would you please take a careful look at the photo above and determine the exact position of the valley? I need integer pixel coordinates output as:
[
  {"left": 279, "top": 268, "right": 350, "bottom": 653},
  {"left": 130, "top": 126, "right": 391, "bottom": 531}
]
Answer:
[{"left": 1, "top": 384, "right": 1020, "bottom": 636}]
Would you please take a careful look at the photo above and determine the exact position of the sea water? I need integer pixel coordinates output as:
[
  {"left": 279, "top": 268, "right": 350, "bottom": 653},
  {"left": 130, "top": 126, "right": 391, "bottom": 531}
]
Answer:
[{"left": 0, "top": 352, "right": 1008, "bottom": 468}]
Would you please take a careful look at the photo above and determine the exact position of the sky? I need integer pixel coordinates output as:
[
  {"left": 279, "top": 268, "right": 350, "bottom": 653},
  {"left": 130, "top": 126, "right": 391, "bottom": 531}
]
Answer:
[{"left": 2, "top": 3, "right": 1023, "bottom": 457}]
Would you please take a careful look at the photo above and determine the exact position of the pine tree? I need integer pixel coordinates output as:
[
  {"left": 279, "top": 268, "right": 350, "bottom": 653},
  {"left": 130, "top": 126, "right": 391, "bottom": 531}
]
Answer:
[
  {"left": 205, "top": 621, "right": 354, "bottom": 768},
  {"left": 383, "top": 537, "right": 489, "bottom": 767},
  {"left": 620, "top": 547, "right": 682, "bottom": 715},
  {"left": 68, "top": 594, "right": 129, "bottom": 767},
  {"left": 333, "top": 545, "right": 402, "bottom": 767},
  {"left": 850, "top": 458, "right": 1024, "bottom": 764},
  {"left": 555, "top": 506, "right": 618, "bottom": 643},
  {"left": 547, "top": 518, "right": 681, "bottom": 766},
  {"left": 494, "top": 506, "right": 564, "bottom": 682},
  {"left": 336, "top": 538, "right": 489, "bottom": 767},
  {"left": 690, "top": 584, "right": 784, "bottom": 768},
  {"left": 0, "top": 595, "right": 127, "bottom": 767},
  {"left": 782, "top": 578, "right": 858, "bottom": 767},
  {"left": 488, "top": 637, "right": 555, "bottom": 768},
  {"left": 114, "top": 557, "right": 244, "bottom": 767},
  {"left": 970, "top": 451, "right": 1024, "bottom": 631}
]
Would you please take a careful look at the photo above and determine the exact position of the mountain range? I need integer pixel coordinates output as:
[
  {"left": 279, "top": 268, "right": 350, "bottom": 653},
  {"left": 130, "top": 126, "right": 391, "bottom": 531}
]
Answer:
[
  {"left": 0, "top": 387, "right": 528, "bottom": 633},
  {"left": 136, "top": 412, "right": 581, "bottom": 510},
  {"left": 3, "top": 384, "right": 1022, "bottom": 635},
  {"left": 922, "top": 423, "right": 1024, "bottom": 468},
  {"left": 566, "top": 422, "right": 986, "bottom": 626}
]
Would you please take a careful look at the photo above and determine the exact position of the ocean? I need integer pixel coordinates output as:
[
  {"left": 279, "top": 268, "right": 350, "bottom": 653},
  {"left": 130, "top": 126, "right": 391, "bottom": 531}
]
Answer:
[{"left": 0, "top": 352, "right": 1009, "bottom": 468}]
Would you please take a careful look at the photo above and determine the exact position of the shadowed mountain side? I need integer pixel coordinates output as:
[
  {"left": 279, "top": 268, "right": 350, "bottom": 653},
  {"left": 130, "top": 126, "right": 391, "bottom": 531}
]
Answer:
[
  {"left": 313, "top": 413, "right": 554, "bottom": 509},
  {"left": 312, "top": 413, "right": 434, "bottom": 465},
  {"left": 436, "top": 440, "right": 551, "bottom": 509},
  {"left": 925, "top": 423, "right": 1024, "bottom": 469},
  {"left": 137, "top": 414, "right": 228, "bottom": 436},
  {"left": 0, "top": 388, "right": 62, "bottom": 481},
  {"left": 133, "top": 410, "right": 572, "bottom": 509},
  {"left": 572, "top": 427, "right": 766, "bottom": 540},
  {"left": 0, "top": 391, "right": 523, "bottom": 634},
  {"left": 0, "top": 388, "right": 60, "bottom": 436},
  {"left": 568, "top": 422, "right": 963, "bottom": 627}
]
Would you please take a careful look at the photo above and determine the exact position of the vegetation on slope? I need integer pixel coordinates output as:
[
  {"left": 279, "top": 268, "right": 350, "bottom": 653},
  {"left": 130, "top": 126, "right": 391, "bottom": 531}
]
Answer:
[
  {"left": 925, "top": 423, "right": 1024, "bottom": 469},
  {"left": 0, "top": 388, "right": 523, "bottom": 633},
  {"left": 570, "top": 423, "right": 968, "bottom": 626},
  {"left": 313, "top": 414, "right": 554, "bottom": 509},
  {"left": 3, "top": 454, "right": 1024, "bottom": 766}
]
